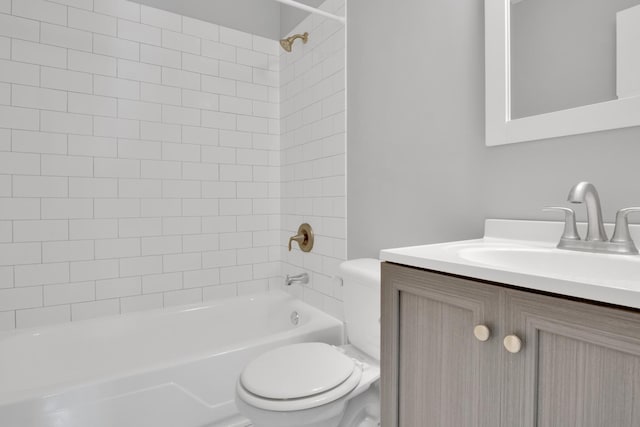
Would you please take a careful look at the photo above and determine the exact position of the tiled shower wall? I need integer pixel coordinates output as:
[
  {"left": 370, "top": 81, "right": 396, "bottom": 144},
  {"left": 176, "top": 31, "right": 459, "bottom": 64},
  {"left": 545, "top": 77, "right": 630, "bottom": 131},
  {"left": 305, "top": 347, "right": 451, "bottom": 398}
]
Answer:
[
  {"left": 279, "top": 0, "right": 346, "bottom": 319},
  {"left": 0, "top": 0, "right": 282, "bottom": 330}
]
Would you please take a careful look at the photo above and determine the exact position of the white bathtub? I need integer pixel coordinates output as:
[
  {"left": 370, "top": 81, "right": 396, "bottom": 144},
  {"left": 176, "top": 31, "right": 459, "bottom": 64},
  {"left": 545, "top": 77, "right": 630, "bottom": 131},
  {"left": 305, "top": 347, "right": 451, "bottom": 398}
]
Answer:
[{"left": 0, "top": 291, "right": 344, "bottom": 427}]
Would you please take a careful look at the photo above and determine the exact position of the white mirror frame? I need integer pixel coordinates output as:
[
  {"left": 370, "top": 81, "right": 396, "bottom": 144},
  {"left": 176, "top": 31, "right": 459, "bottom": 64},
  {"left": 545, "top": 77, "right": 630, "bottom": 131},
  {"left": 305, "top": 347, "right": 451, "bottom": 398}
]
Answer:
[{"left": 485, "top": 0, "right": 640, "bottom": 146}]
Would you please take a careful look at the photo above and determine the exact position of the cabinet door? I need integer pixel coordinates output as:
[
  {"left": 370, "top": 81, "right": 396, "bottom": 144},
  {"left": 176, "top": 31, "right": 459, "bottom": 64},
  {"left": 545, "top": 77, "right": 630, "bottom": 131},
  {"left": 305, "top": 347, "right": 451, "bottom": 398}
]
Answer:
[
  {"left": 503, "top": 289, "right": 640, "bottom": 427},
  {"left": 381, "top": 263, "right": 502, "bottom": 427}
]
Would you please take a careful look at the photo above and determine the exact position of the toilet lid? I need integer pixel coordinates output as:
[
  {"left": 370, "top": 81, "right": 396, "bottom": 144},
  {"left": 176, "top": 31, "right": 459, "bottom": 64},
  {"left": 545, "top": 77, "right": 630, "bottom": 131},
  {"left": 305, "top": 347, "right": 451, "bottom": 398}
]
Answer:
[{"left": 240, "top": 343, "right": 356, "bottom": 400}]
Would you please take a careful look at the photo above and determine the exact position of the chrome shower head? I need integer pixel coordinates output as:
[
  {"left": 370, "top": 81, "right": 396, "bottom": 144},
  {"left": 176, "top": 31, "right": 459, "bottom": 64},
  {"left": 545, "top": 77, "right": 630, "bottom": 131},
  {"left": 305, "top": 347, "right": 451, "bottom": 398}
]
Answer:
[{"left": 279, "top": 32, "right": 309, "bottom": 52}]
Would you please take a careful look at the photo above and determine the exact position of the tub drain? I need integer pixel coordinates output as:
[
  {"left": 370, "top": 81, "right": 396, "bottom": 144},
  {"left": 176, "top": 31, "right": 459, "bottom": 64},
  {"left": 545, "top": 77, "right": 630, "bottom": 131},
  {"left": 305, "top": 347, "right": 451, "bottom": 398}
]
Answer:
[{"left": 290, "top": 311, "right": 300, "bottom": 325}]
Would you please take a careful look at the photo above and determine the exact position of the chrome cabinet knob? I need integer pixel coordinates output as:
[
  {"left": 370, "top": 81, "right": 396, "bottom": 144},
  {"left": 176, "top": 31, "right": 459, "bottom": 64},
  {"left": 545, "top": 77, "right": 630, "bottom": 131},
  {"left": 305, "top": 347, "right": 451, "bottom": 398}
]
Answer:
[
  {"left": 473, "top": 325, "right": 491, "bottom": 342},
  {"left": 503, "top": 335, "right": 523, "bottom": 353}
]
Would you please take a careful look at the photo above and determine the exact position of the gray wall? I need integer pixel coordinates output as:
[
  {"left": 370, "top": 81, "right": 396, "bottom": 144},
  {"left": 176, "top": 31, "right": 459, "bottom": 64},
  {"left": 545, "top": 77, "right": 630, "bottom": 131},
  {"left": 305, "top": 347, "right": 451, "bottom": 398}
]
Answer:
[{"left": 347, "top": 0, "right": 640, "bottom": 259}]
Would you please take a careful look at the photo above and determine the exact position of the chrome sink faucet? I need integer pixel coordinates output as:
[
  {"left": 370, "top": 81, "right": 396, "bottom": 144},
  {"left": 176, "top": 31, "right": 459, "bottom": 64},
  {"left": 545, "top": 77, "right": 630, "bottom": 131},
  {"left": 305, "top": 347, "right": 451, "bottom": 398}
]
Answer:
[{"left": 546, "top": 182, "right": 640, "bottom": 255}]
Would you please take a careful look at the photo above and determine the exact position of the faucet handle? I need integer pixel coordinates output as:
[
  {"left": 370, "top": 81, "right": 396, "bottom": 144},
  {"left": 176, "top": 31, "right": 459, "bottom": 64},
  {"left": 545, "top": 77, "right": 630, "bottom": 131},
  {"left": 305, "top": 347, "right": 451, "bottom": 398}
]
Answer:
[
  {"left": 611, "top": 208, "right": 640, "bottom": 248},
  {"left": 543, "top": 207, "right": 580, "bottom": 241}
]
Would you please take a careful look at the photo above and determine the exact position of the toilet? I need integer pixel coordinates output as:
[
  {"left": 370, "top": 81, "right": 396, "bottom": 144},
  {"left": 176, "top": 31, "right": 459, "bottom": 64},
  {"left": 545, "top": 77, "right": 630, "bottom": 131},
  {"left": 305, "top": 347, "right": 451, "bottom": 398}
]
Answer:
[{"left": 235, "top": 258, "right": 381, "bottom": 427}]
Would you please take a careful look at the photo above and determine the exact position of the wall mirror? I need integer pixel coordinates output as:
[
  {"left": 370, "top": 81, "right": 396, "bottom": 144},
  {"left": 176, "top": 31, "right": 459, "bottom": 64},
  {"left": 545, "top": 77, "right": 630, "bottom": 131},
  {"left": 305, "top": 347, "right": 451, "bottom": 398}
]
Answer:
[{"left": 485, "top": 0, "right": 640, "bottom": 146}]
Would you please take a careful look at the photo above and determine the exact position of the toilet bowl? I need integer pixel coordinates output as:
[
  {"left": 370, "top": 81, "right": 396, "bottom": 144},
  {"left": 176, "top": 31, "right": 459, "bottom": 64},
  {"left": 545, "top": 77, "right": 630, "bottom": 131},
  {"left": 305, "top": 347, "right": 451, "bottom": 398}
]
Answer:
[{"left": 235, "top": 259, "right": 381, "bottom": 427}]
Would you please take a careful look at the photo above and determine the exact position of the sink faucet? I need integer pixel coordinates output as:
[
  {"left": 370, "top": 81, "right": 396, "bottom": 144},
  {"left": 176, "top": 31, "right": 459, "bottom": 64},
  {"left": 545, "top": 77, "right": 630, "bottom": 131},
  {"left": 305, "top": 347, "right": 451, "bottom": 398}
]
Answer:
[
  {"left": 567, "top": 182, "right": 608, "bottom": 242},
  {"left": 546, "top": 182, "right": 640, "bottom": 255}
]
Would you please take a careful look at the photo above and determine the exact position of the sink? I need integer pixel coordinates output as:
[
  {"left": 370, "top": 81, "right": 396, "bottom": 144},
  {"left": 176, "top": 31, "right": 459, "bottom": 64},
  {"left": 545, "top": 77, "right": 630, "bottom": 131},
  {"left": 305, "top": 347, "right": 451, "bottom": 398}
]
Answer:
[{"left": 380, "top": 219, "right": 640, "bottom": 310}]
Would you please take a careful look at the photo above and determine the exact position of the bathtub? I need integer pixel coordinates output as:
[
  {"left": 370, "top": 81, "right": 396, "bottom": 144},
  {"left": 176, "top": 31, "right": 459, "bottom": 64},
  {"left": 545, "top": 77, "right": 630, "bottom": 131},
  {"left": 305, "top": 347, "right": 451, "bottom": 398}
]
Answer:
[{"left": 0, "top": 291, "right": 344, "bottom": 427}]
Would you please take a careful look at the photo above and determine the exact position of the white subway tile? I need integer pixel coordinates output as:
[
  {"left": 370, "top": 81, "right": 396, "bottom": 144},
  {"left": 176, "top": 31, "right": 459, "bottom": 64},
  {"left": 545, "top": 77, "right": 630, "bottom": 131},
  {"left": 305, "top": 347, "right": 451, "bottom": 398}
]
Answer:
[
  {"left": 12, "top": 0, "right": 67, "bottom": 25},
  {"left": 41, "top": 155, "right": 92, "bottom": 177},
  {"left": 13, "top": 176, "right": 68, "bottom": 197},
  {"left": 203, "top": 283, "right": 236, "bottom": 300},
  {"left": 141, "top": 271, "right": 181, "bottom": 293},
  {"left": 96, "top": 277, "right": 141, "bottom": 299},
  {"left": 0, "top": 242, "right": 41, "bottom": 266},
  {"left": 15, "top": 262, "right": 68, "bottom": 286},
  {"left": 95, "top": 238, "right": 141, "bottom": 259},
  {"left": 0, "top": 152, "right": 40, "bottom": 175},
  {"left": 141, "top": 235, "right": 181, "bottom": 255},
  {"left": 162, "top": 180, "right": 200, "bottom": 199},
  {"left": 119, "top": 218, "right": 161, "bottom": 237},
  {"left": 219, "top": 96, "right": 252, "bottom": 115},
  {"left": 12, "top": 130, "right": 67, "bottom": 155},
  {"left": 68, "top": 135, "right": 116, "bottom": 158},
  {"left": 161, "top": 67, "right": 200, "bottom": 90},
  {"left": 43, "top": 240, "right": 93, "bottom": 262},
  {"left": 118, "top": 139, "right": 161, "bottom": 160},
  {"left": 41, "top": 23, "right": 92, "bottom": 51},
  {"left": 220, "top": 27, "right": 252, "bottom": 49},
  {"left": 71, "top": 298, "right": 119, "bottom": 321},
  {"left": 163, "top": 252, "right": 200, "bottom": 272},
  {"left": 69, "top": 93, "right": 116, "bottom": 117},
  {"left": 49, "top": 0, "right": 93, "bottom": 10},
  {"left": 219, "top": 62, "right": 252, "bottom": 82},
  {"left": 219, "top": 130, "right": 251, "bottom": 148},
  {"left": 0, "top": 0, "right": 8, "bottom": 13},
  {"left": 161, "top": 142, "right": 200, "bottom": 161},
  {"left": 237, "top": 48, "right": 269, "bottom": 69},
  {"left": 0, "top": 311, "right": 15, "bottom": 330},
  {"left": 12, "top": 39, "right": 66, "bottom": 68},
  {"left": 140, "top": 82, "right": 181, "bottom": 105},
  {"left": 184, "top": 268, "right": 219, "bottom": 288},
  {"left": 0, "top": 59, "right": 39, "bottom": 86},
  {"left": 182, "top": 234, "right": 219, "bottom": 253},
  {"left": 141, "top": 198, "right": 180, "bottom": 217},
  {"left": 16, "top": 305, "right": 70, "bottom": 328},
  {"left": 237, "top": 247, "right": 269, "bottom": 265},
  {"left": 118, "top": 99, "right": 161, "bottom": 122},
  {"left": 140, "top": 121, "right": 181, "bottom": 143},
  {"left": 201, "top": 249, "right": 236, "bottom": 268},
  {"left": 220, "top": 164, "right": 252, "bottom": 182},
  {"left": 118, "top": 59, "right": 161, "bottom": 83},
  {"left": 0, "top": 82, "right": 10, "bottom": 104},
  {"left": 182, "top": 162, "right": 219, "bottom": 181},
  {"left": 68, "top": 50, "right": 117, "bottom": 76},
  {"left": 0, "top": 286, "right": 42, "bottom": 310},
  {"left": 182, "top": 90, "right": 218, "bottom": 110},
  {"left": 219, "top": 199, "right": 252, "bottom": 216},
  {"left": 120, "top": 293, "right": 162, "bottom": 313},
  {"left": 94, "top": 76, "right": 140, "bottom": 100},
  {"left": 41, "top": 111, "right": 92, "bottom": 135},
  {"left": 94, "top": 198, "right": 140, "bottom": 218},
  {"left": 71, "top": 259, "right": 118, "bottom": 282},
  {"left": 69, "top": 8, "right": 117, "bottom": 36},
  {"left": 0, "top": 176, "right": 10, "bottom": 198},
  {"left": 140, "top": 44, "right": 181, "bottom": 68},
  {"left": 140, "top": 159, "right": 180, "bottom": 179},
  {"left": 220, "top": 265, "right": 252, "bottom": 283},
  {"left": 182, "top": 17, "right": 219, "bottom": 41},
  {"left": 13, "top": 220, "right": 67, "bottom": 242},
  {"left": 118, "top": 19, "right": 160, "bottom": 46},
  {"left": 162, "top": 217, "right": 201, "bottom": 235},
  {"left": 93, "top": 34, "right": 140, "bottom": 61},
  {"left": 182, "top": 53, "right": 219, "bottom": 76},
  {"left": 120, "top": 255, "right": 162, "bottom": 277},
  {"left": 163, "top": 288, "right": 201, "bottom": 307},
  {"left": 182, "top": 199, "right": 218, "bottom": 216},
  {"left": 69, "top": 177, "right": 118, "bottom": 198},
  {"left": 94, "top": 159, "right": 140, "bottom": 178},
  {"left": 118, "top": 178, "right": 161, "bottom": 198},
  {"left": 94, "top": 0, "right": 140, "bottom": 21},
  {"left": 162, "top": 29, "right": 200, "bottom": 54},
  {"left": 201, "top": 111, "right": 236, "bottom": 130},
  {"left": 253, "top": 68, "right": 278, "bottom": 87},
  {"left": 41, "top": 67, "right": 93, "bottom": 93},
  {"left": 237, "top": 183, "right": 269, "bottom": 199},
  {"left": 202, "top": 182, "right": 236, "bottom": 199},
  {"left": 12, "top": 85, "right": 67, "bottom": 112},
  {"left": 252, "top": 35, "right": 279, "bottom": 55},
  {"left": 237, "top": 115, "right": 268, "bottom": 133},
  {"left": 0, "top": 14, "right": 40, "bottom": 42},
  {"left": 0, "top": 37, "right": 9, "bottom": 59},
  {"left": 44, "top": 281, "right": 94, "bottom": 305},
  {"left": 0, "top": 105, "right": 39, "bottom": 131},
  {"left": 161, "top": 105, "right": 200, "bottom": 126},
  {"left": 141, "top": 5, "right": 181, "bottom": 31},
  {"left": 94, "top": 117, "right": 139, "bottom": 139},
  {"left": 182, "top": 126, "right": 218, "bottom": 146},
  {"left": 69, "top": 219, "right": 118, "bottom": 240},
  {"left": 237, "top": 81, "right": 268, "bottom": 101},
  {"left": 201, "top": 75, "right": 236, "bottom": 96},
  {"left": 42, "top": 198, "right": 93, "bottom": 219}
]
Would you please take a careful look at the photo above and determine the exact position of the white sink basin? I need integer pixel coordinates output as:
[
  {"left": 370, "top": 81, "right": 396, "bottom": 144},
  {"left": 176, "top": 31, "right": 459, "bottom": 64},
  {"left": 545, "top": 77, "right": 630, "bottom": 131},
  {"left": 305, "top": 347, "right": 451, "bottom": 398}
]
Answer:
[{"left": 380, "top": 219, "right": 640, "bottom": 310}]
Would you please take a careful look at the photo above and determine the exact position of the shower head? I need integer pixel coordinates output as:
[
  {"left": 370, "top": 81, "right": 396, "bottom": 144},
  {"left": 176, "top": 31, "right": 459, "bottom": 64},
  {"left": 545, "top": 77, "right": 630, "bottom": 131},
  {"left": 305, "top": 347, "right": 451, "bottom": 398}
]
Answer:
[{"left": 279, "top": 32, "right": 309, "bottom": 52}]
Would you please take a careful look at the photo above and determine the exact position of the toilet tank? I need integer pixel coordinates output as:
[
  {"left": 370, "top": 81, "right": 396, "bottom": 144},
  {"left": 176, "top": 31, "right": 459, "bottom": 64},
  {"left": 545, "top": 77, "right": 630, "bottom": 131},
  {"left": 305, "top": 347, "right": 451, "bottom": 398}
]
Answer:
[{"left": 339, "top": 258, "right": 381, "bottom": 361}]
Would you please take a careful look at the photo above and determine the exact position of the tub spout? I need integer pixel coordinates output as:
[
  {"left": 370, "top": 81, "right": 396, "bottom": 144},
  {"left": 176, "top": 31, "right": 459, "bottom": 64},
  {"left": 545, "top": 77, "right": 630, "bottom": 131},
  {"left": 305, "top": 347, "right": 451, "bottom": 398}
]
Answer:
[{"left": 285, "top": 273, "right": 309, "bottom": 286}]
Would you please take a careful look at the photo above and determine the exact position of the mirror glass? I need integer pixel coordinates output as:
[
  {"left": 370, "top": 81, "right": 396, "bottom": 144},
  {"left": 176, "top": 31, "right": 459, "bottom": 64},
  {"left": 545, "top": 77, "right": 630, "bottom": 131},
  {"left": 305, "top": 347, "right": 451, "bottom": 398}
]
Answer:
[{"left": 510, "top": 0, "right": 640, "bottom": 120}]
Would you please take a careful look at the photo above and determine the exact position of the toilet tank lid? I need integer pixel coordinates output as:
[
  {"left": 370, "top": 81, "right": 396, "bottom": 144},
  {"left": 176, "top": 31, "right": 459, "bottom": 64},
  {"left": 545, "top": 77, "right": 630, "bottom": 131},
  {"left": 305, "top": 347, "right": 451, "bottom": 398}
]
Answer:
[{"left": 339, "top": 258, "right": 380, "bottom": 286}]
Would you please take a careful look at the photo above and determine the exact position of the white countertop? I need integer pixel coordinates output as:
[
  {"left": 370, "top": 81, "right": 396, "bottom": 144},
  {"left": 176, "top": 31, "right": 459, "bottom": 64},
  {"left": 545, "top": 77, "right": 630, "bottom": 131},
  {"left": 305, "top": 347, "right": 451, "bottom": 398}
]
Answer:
[{"left": 380, "top": 219, "right": 640, "bottom": 310}]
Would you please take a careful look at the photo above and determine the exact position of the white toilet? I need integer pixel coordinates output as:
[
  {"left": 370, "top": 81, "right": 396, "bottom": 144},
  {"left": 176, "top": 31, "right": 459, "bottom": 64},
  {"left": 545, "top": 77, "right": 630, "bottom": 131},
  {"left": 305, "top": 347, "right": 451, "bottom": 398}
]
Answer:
[{"left": 235, "top": 258, "right": 381, "bottom": 427}]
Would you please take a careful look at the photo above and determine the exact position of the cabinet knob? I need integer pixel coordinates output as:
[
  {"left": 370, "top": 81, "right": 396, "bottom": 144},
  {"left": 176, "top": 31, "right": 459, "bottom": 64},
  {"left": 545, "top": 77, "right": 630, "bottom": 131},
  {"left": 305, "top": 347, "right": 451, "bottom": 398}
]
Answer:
[
  {"left": 473, "top": 325, "right": 491, "bottom": 342},
  {"left": 503, "top": 335, "right": 523, "bottom": 353}
]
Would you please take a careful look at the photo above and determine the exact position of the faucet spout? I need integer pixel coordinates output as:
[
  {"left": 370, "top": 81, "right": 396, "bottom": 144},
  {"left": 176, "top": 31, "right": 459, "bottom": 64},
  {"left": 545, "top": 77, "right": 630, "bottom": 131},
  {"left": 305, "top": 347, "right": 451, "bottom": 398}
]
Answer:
[{"left": 567, "top": 182, "right": 608, "bottom": 241}]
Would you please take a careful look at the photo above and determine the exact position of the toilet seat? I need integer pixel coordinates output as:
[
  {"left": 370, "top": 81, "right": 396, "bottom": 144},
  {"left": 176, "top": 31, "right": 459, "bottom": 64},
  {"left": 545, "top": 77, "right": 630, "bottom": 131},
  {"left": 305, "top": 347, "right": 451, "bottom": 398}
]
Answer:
[{"left": 237, "top": 343, "right": 364, "bottom": 412}]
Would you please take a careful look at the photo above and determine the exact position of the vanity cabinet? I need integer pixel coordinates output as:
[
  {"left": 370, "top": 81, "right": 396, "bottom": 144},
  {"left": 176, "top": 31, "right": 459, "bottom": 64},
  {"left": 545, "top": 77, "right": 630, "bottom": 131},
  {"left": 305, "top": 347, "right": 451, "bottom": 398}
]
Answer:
[{"left": 381, "top": 262, "right": 640, "bottom": 427}]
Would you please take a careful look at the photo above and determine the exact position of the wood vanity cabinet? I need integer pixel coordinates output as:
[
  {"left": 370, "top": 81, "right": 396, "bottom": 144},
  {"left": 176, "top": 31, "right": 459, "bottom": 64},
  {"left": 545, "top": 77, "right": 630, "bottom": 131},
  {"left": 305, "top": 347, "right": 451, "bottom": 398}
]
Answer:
[{"left": 381, "top": 262, "right": 640, "bottom": 427}]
